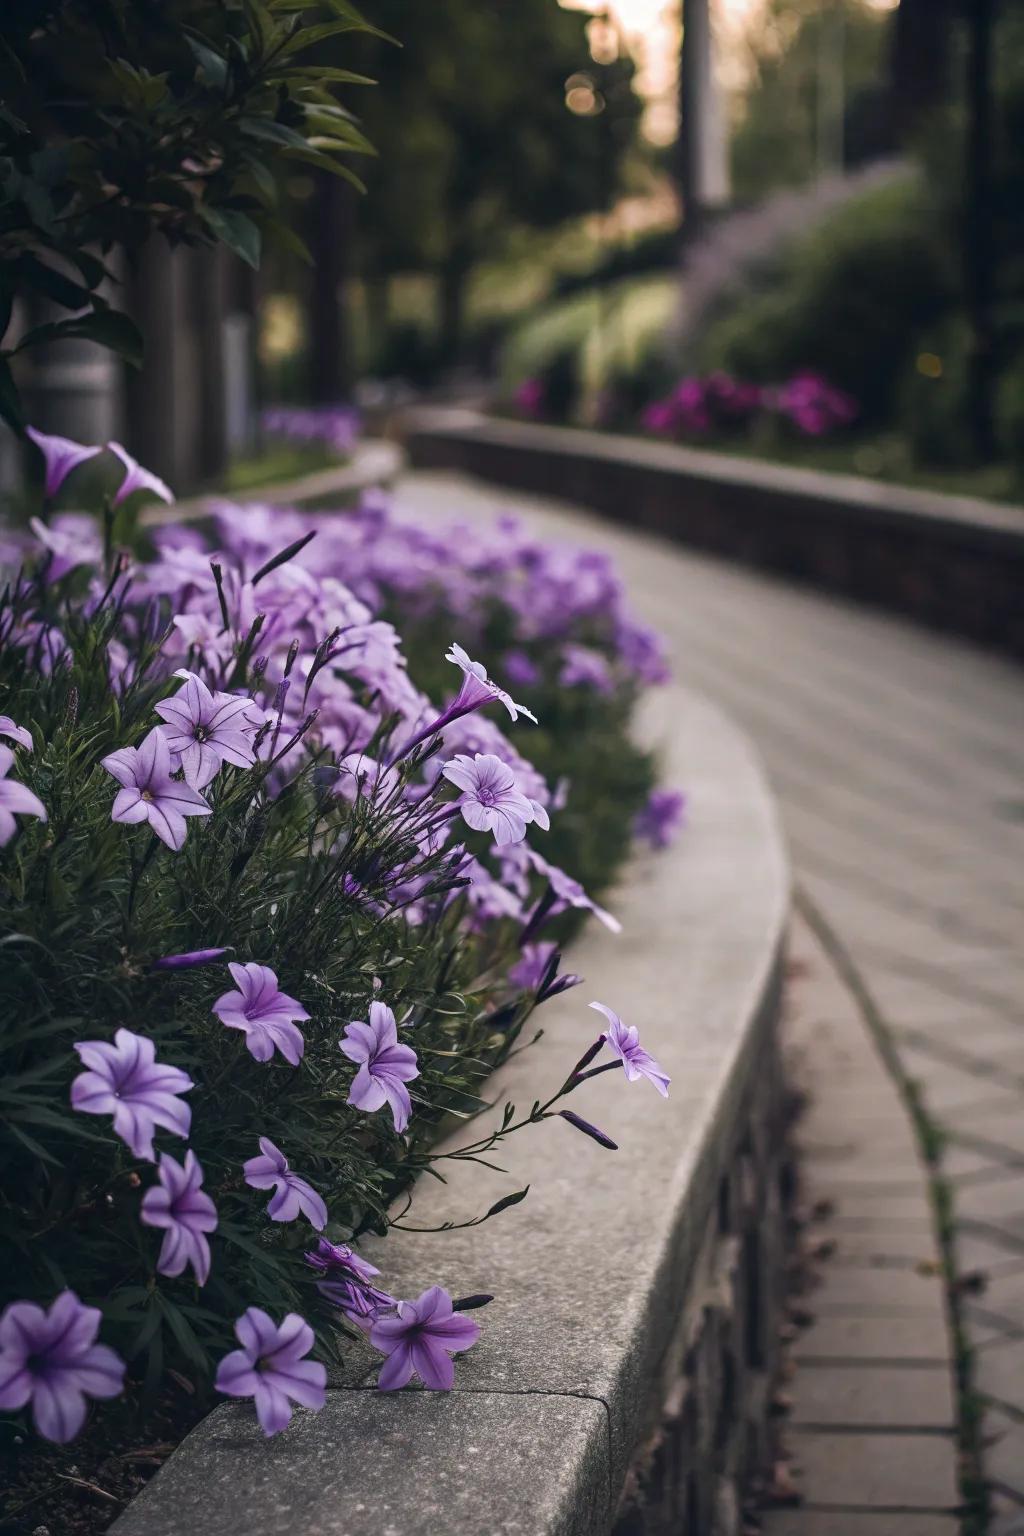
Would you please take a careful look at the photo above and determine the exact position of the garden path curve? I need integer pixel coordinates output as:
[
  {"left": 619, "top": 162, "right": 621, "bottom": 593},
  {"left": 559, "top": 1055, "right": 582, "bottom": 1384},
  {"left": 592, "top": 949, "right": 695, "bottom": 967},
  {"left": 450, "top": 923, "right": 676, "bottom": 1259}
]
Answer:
[{"left": 398, "top": 468, "right": 1024, "bottom": 1534}]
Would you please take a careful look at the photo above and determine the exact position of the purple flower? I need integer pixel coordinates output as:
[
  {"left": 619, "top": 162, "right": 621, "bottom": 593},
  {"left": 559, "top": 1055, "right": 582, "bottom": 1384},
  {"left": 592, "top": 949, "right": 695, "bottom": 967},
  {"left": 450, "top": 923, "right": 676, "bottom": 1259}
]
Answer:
[
  {"left": 108, "top": 441, "right": 174, "bottom": 507},
  {"left": 151, "top": 946, "right": 229, "bottom": 972},
  {"left": 559, "top": 644, "right": 614, "bottom": 694},
  {"left": 243, "top": 1137, "right": 327, "bottom": 1229},
  {"left": 590, "top": 1002, "right": 670, "bottom": 1096},
  {"left": 445, "top": 644, "right": 537, "bottom": 724},
  {"left": 154, "top": 671, "right": 257, "bottom": 789},
  {"left": 26, "top": 427, "right": 101, "bottom": 499},
  {"left": 442, "top": 752, "right": 549, "bottom": 847},
  {"left": 0, "top": 716, "right": 33, "bottom": 751},
  {"left": 140, "top": 1150, "right": 218, "bottom": 1285},
  {"left": 101, "top": 727, "right": 211, "bottom": 851},
  {"left": 558, "top": 1109, "right": 619, "bottom": 1150},
  {"left": 305, "top": 1239, "right": 395, "bottom": 1328},
  {"left": 215, "top": 1308, "right": 326, "bottom": 1437},
  {"left": 370, "top": 1286, "right": 480, "bottom": 1391},
  {"left": 340, "top": 1001, "right": 419, "bottom": 1134},
  {"left": 212, "top": 962, "right": 309, "bottom": 1066},
  {"left": 523, "top": 848, "right": 621, "bottom": 934},
  {"left": 508, "top": 943, "right": 581, "bottom": 1002},
  {"left": 0, "top": 745, "right": 47, "bottom": 846},
  {"left": 0, "top": 1291, "right": 125, "bottom": 1443},
  {"left": 633, "top": 788, "right": 686, "bottom": 850},
  {"left": 71, "top": 1028, "right": 193, "bottom": 1161},
  {"left": 28, "top": 513, "right": 102, "bottom": 580},
  {"left": 502, "top": 649, "right": 540, "bottom": 688}
]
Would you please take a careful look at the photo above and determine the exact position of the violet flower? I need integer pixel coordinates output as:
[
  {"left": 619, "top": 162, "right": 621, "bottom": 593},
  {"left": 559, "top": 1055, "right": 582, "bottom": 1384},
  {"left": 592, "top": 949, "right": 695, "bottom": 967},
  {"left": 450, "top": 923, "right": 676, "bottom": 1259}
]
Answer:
[
  {"left": 590, "top": 1002, "right": 670, "bottom": 1096},
  {"left": 154, "top": 671, "right": 257, "bottom": 789},
  {"left": 0, "top": 716, "right": 33, "bottom": 751},
  {"left": 140, "top": 1150, "right": 218, "bottom": 1285},
  {"left": 559, "top": 643, "right": 614, "bottom": 694},
  {"left": 212, "top": 962, "right": 309, "bottom": 1066},
  {"left": 215, "top": 1308, "right": 326, "bottom": 1437},
  {"left": 305, "top": 1239, "right": 395, "bottom": 1328},
  {"left": 633, "top": 788, "right": 686, "bottom": 850},
  {"left": 509, "top": 943, "right": 581, "bottom": 1003},
  {"left": 522, "top": 848, "right": 621, "bottom": 934},
  {"left": 442, "top": 752, "right": 549, "bottom": 847},
  {"left": 26, "top": 427, "right": 101, "bottom": 499},
  {"left": 71, "top": 1028, "right": 193, "bottom": 1161},
  {"left": 340, "top": 1001, "right": 419, "bottom": 1134},
  {"left": 243, "top": 1137, "right": 327, "bottom": 1230},
  {"left": 108, "top": 441, "right": 174, "bottom": 507},
  {"left": 0, "top": 746, "right": 46, "bottom": 847},
  {"left": 445, "top": 644, "right": 537, "bottom": 723},
  {"left": 101, "top": 726, "right": 211, "bottom": 851},
  {"left": 0, "top": 1291, "right": 125, "bottom": 1443},
  {"left": 151, "top": 946, "right": 229, "bottom": 972},
  {"left": 28, "top": 513, "right": 102, "bottom": 580},
  {"left": 370, "top": 1286, "right": 481, "bottom": 1391}
]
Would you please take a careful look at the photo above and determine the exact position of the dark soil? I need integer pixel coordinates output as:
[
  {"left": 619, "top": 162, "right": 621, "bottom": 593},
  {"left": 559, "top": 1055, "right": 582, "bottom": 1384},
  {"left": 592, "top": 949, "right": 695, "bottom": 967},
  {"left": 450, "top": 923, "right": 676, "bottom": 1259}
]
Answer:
[{"left": 1, "top": 1386, "right": 207, "bottom": 1536}]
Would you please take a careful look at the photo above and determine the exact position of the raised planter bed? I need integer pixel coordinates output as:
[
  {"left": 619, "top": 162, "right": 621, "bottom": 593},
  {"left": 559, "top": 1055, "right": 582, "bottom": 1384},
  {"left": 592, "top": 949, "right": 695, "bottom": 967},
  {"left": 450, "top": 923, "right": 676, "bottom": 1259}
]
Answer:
[
  {"left": 110, "top": 686, "right": 790, "bottom": 1536},
  {"left": 403, "top": 410, "right": 1024, "bottom": 661}
]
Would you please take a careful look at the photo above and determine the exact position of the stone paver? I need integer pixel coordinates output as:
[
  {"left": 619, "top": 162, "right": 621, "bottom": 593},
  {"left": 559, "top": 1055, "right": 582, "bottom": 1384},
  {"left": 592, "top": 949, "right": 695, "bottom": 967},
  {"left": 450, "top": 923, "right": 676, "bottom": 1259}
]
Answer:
[
  {"left": 761, "top": 1517, "right": 961, "bottom": 1535},
  {"left": 398, "top": 470, "right": 1024, "bottom": 1525},
  {"left": 783, "top": 1431, "right": 960, "bottom": 1510}
]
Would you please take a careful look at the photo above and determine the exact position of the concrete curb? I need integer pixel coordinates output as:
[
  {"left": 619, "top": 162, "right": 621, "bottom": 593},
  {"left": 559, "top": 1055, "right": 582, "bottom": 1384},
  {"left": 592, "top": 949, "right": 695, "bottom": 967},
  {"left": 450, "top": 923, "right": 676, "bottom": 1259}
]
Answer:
[
  {"left": 111, "top": 687, "right": 790, "bottom": 1536},
  {"left": 403, "top": 410, "right": 1024, "bottom": 659}
]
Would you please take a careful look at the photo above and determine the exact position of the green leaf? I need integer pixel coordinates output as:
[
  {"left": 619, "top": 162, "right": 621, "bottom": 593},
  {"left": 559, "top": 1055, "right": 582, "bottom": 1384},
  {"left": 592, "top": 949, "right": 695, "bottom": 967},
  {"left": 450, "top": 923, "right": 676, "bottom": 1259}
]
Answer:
[
  {"left": 0, "top": 354, "right": 23, "bottom": 430},
  {"left": 11, "top": 308, "right": 143, "bottom": 367},
  {"left": 198, "top": 206, "right": 262, "bottom": 269},
  {"left": 185, "top": 35, "right": 229, "bottom": 90},
  {"left": 481, "top": 1186, "right": 529, "bottom": 1221},
  {"left": 17, "top": 254, "right": 94, "bottom": 311},
  {"left": 280, "top": 65, "right": 376, "bottom": 85}
]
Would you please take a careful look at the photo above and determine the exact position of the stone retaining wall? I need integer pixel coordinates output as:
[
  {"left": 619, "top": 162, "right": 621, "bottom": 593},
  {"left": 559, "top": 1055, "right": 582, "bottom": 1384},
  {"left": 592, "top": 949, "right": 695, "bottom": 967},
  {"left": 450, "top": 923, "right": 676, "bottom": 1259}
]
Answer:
[
  {"left": 404, "top": 411, "right": 1024, "bottom": 660},
  {"left": 112, "top": 688, "right": 790, "bottom": 1536}
]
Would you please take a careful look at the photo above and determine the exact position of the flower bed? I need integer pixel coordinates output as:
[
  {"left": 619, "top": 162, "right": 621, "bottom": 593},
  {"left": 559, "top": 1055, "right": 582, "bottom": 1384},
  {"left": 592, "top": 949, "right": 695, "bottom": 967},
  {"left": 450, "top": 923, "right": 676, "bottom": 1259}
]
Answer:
[{"left": 0, "top": 431, "right": 676, "bottom": 1534}]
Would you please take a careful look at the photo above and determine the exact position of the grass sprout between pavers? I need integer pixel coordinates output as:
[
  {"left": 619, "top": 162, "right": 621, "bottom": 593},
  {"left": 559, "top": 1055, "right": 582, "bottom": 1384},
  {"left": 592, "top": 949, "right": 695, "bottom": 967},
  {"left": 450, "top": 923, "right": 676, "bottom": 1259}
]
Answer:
[
  {"left": 795, "top": 887, "right": 988, "bottom": 1536},
  {"left": 0, "top": 429, "right": 682, "bottom": 1532}
]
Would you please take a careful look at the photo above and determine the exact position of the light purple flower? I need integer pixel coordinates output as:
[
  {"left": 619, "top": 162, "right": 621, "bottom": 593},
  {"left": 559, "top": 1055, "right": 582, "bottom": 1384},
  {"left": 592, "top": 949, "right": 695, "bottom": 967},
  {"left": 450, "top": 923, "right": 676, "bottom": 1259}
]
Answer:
[
  {"left": 442, "top": 752, "right": 549, "bottom": 848},
  {"left": 590, "top": 1002, "right": 670, "bottom": 1096},
  {"left": 0, "top": 1291, "right": 125, "bottom": 1443},
  {"left": 26, "top": 427, "right": 101, "bottom": 499},
  {"left": 71, "top": 1028, "right": 193, "bottom": 1161},
  {"left": 559, "top": 643, "right": 614, "bottom": 694},
  {"left": 140, "top": 1150, "right": 218, "bottom": 1285},
  {"left": 508, "top": 942, "right": 582, "bottom": 1002},
  {"left": 305, "top": 1239, "right": 396, "bottom": 1328},
  {"left": 108, "top": 441, "right": 174, "bottom": 507},
  {"left": 634, "top": 788, "right": 686, "bottom": 850},
  {"left": 445, "top": 643, "right": 537, "bottom": 724},
  {"left": 522, "top": 847, "right": 621, "bottom": 933},
  {"left": 28, "top": 513, "right": 102, "bottom": 580},
  {"left": 212, "top": 962, "right": 309, "bottom": 1066},
  {"left": 340, "top": 1001, "right": 419, "bottom": 1134},
  {"left": 558, "top": 1109, "right": 619, "bottom": 1150},
  {"left": 243, "top": 1137, "right": 327, "bottom": 1229},
  {"left": 101, "top": 726, "right": 211, "bottom": 851},
  {"left": 0, "top": 716, "right": 33, "bottom": 752},
  {"left": 154, "top": 671, "right": 257, "bottom": 789},
  {"left": 370, "top": 1286, "right": 480, "bottom": 1391},
  {"left": 0, "top": 745, "right": 47, "bottom": 846},
  {"left": 215, "top": 1308, "right": 326, "bottom": 1437},
  {"left": 151, "top": 946, "right": 229, "bottom": 972}
]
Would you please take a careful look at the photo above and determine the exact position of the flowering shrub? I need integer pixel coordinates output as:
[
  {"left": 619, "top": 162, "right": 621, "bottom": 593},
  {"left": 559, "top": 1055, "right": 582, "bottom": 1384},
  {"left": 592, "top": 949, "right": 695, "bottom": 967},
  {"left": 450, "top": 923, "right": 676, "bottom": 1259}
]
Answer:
[
  {"left": 0, "top": 430, "right": 675, "bottom": 1498},
  {"left": 641, "top": 369, "right": 857, "bottom": 442},
  {"left": 260, "top": 405, "right": 362, "bottom": 460}
]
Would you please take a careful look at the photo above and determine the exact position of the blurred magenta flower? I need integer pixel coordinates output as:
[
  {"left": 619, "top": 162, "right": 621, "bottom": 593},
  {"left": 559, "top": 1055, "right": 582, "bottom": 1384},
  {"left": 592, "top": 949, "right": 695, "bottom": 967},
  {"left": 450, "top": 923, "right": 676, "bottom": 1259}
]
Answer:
[
  {"left": 140, "top": 1150, "right": 218, "bottom": 1285},
  {"left": 370, "top": 1285, "right": 480, "bottom": 1390},
  {"left": 340, "top": 1001, "right": 419, "bottom": 1134},
  {"left": 71, "top": 1027, "right": 193, "bottom": 1161},
  {"left": 101, "top": 726, "right": 211, "bottom": 850},
  {"left": 212, "top": 962, "right": 309, "bottom": 1066},
  {"left": 0, "top": 1291, "right": 125, "bottom": 1442},
  {"left": 25, "top": 427, "right": 101, "bottom": 499},
  {"left": 513, "top": 377, "right": 544, "bottom": 419},
  {"left": 215, "top": 1309, "right": 326, "bottom": 1436},
  {"left": 243, "top": 1137, "right": 328, "bottom": 1229},
  {"left": 0, "top": 716, "right": 33, "bottom": 751},
  {"left": 633, "top": 788, "right": 686, "bottom": 850}
]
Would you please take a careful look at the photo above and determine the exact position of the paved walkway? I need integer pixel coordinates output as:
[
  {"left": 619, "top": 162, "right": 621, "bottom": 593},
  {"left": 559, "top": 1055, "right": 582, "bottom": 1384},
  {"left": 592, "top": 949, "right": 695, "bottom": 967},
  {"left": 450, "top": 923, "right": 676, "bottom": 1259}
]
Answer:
[{"left": 397, "top": 470, "right": 1024, "bottom": 1533}]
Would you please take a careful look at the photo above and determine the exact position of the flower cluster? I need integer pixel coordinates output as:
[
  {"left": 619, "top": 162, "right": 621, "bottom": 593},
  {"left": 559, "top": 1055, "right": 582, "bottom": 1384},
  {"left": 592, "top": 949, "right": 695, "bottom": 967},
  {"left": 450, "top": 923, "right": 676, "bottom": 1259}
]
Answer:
[
  {"left": 0, "top": 427, "right": 677, "bottom": 1459},
  {"left": 261, "top": 404, "right": 361, "bottom": 458},
  {"left": 642, "top": 369, "right": 857, "bottom": 441}
]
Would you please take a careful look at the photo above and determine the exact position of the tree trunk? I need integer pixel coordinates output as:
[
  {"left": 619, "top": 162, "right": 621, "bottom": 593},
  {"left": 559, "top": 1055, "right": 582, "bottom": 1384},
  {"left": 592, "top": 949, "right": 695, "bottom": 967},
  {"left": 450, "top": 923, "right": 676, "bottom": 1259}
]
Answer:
[
  {"left": 308, "top": 171, "right": 354, "bottom": 402},
  {"left": 965, "top": 0, "right": 997, "bottom": 463}
]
